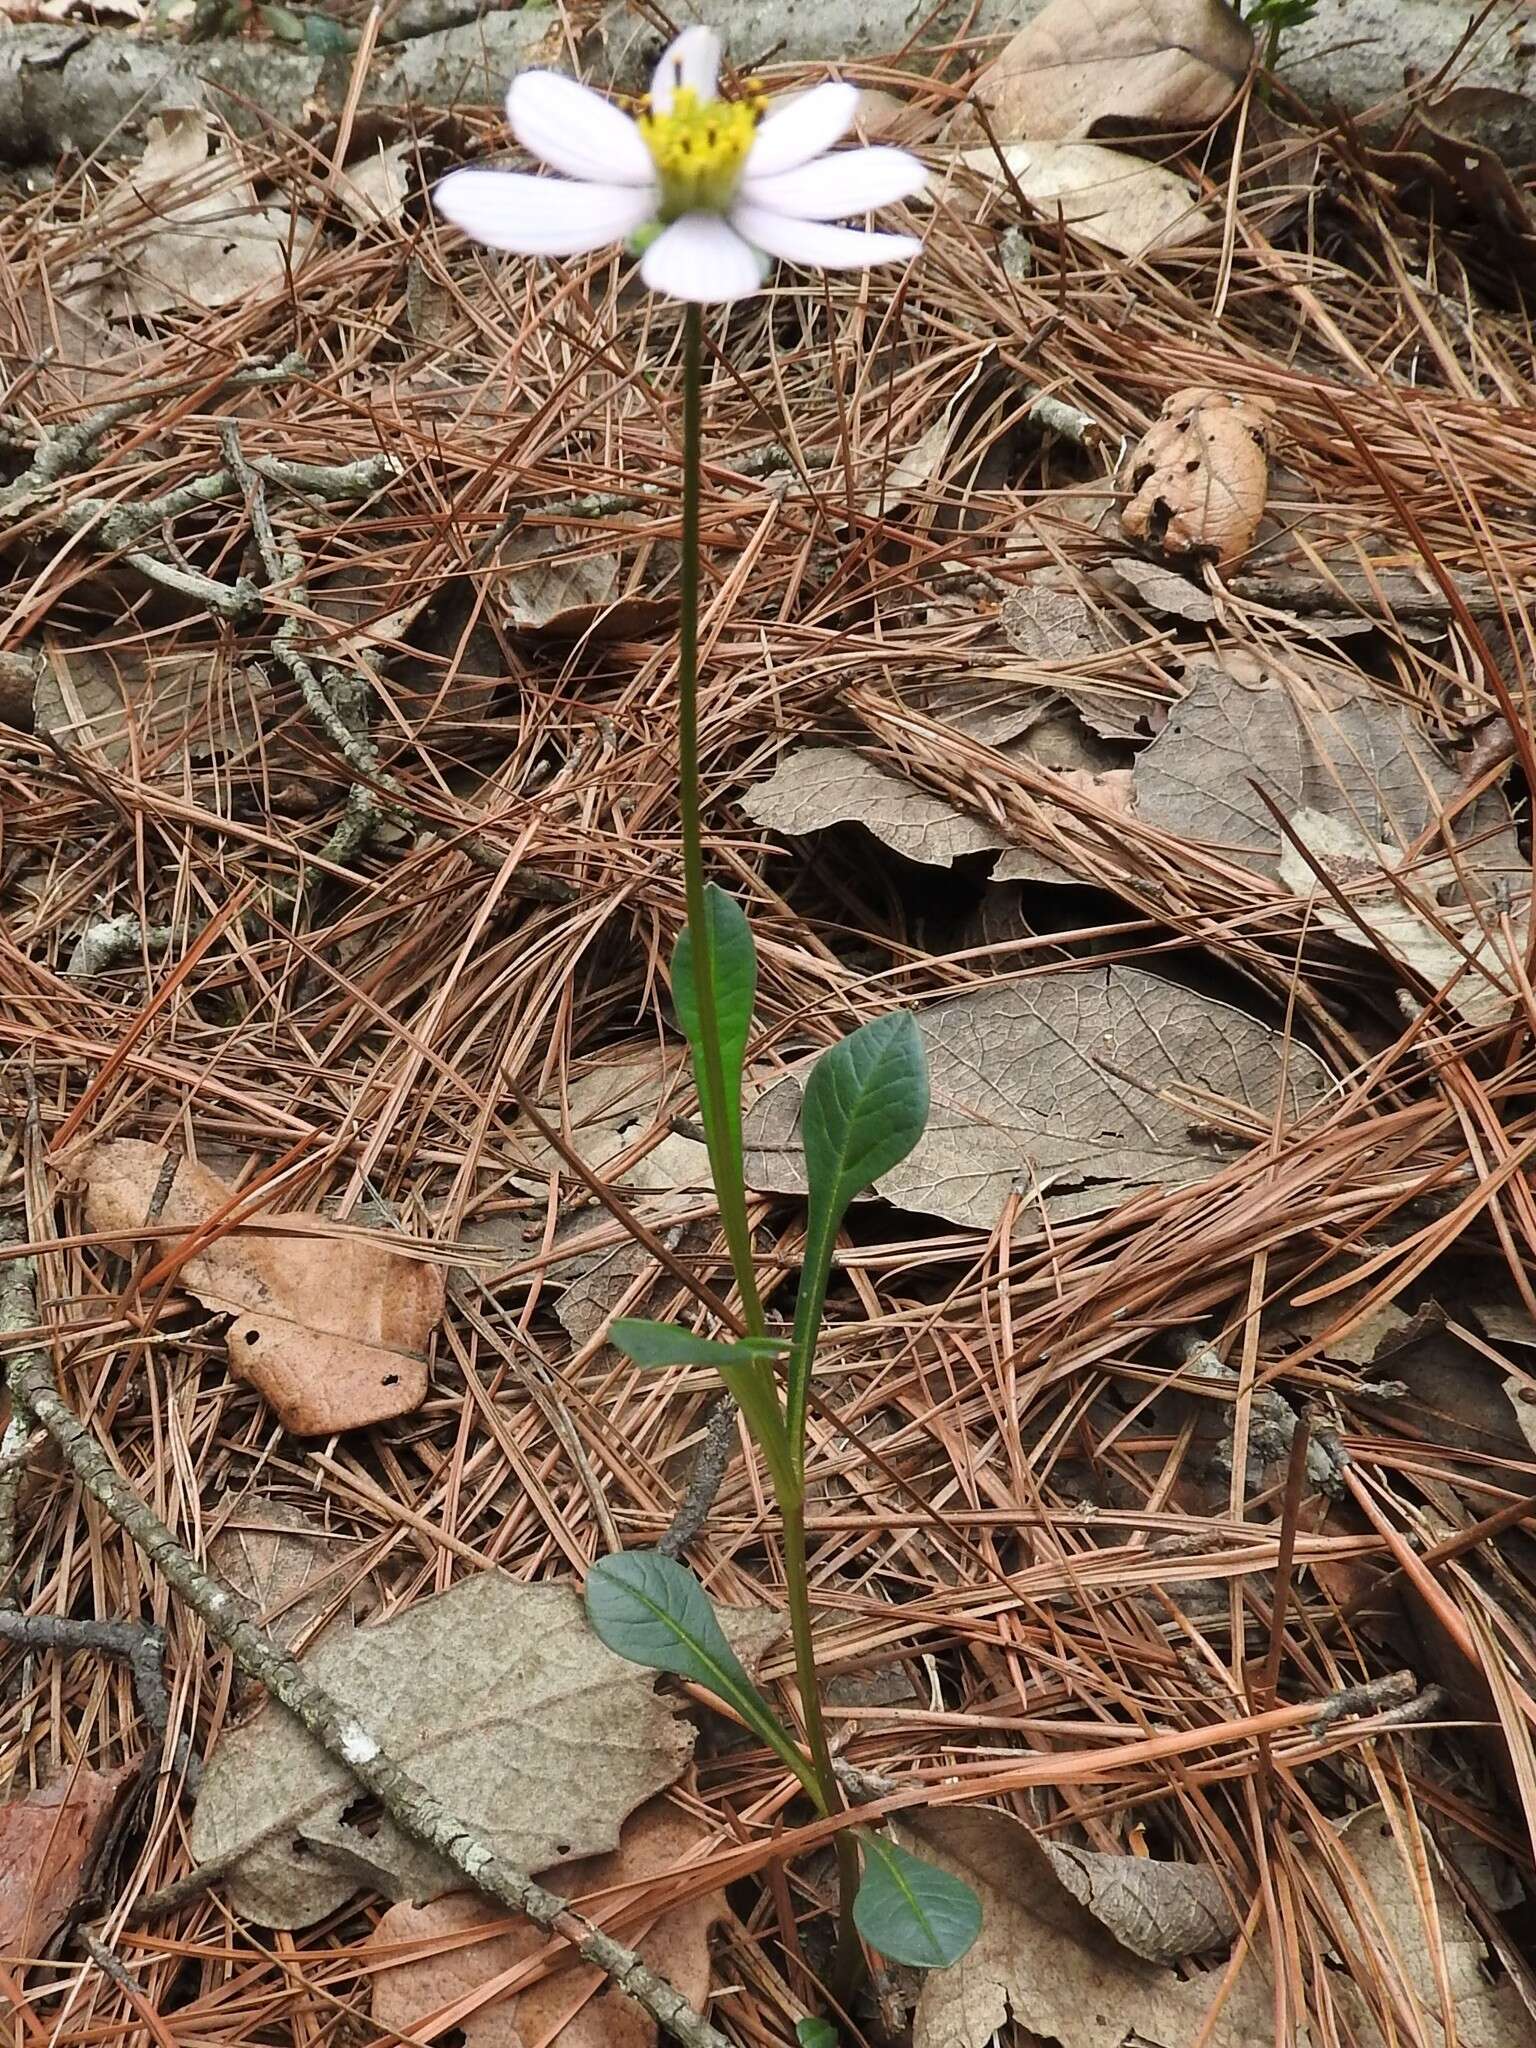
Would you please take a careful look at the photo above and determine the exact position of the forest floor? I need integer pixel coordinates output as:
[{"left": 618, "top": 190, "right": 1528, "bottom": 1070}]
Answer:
[{"left": 4, "top": 4, "right": 1536, "bottom": 2046}]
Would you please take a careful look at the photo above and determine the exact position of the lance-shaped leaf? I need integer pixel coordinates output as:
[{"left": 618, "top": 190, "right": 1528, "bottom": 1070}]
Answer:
[{"left": 610, "top": 1317, "right": 787, "bottom": 1370}]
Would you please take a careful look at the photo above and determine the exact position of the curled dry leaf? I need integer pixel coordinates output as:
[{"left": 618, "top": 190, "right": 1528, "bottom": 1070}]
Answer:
[
  {"left": 743, "top": 963, "right": 1332, "bottom": 1231},
  {"left": 1040, "top": 1839, "right": 1236, "bottom": 1964},
  {"left": 189, "top": 1574, "right": 694, "bottom": 1928},
  {"left": 498, "top": 532, "right": 674, "bottom": 641},
  {"left": 69, "top": 1139, "right": 442, "bottom": 1435},
  {"left": 903, "top": 1805, "right": 1275, "bottom": 2048},
  {"left": 950, "top": 141, "right": 1206, "bottom": 257},
  {"left": 1120, "top": 388, "right": 1274, "bottom": 566},
  {"left": 0, "top": 1762, "right": 137, "bottom": 1958},
  {"left": 956, "top": 0, "right": 1252, "bottom": 143},
  {"left": 367, "top": 1798, "right": 725, "bottom": 2048}
]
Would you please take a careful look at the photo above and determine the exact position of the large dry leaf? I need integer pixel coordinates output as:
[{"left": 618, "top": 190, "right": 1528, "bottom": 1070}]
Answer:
[
  {"left": 189, "top": 1574, "right": 693, "bottom": 1928},
  {"left": 36, "top": 642, "right": 269, "bottom": 773},
  {"left": 69, "top": 1140, "right": 442, "bottom": 1435},
  {"left": 1324, "top": 1809, "right": 1532, "bottom": 2047},
  {"left": 67, "top": 108, "right": 315, "bottom": 321},
  {"left": 208, "top": 1495, "right": 364, "bottom": 1658},
  {"left": 743, "top": 964, "right": 1332, "bottom": 1230},
  {"left": 743, "top": 746, "right": 1008, "bottom": 870},
  {"left": 950, "top": 141, "right": 1206, "bottom": 256},
  {"left": 1134, "top": 664, "right": 1523, "bottom": 889},
  {"left": 905, "top": 1805, "right": 1276, "bottom": 2048},
  {"left": 367, "top": 1798, "right": 724, "bottom": 2047},
  {"left": 1278, "top": 809, "right": 1522, "bottom": 1025},
  {"left": 959, "top": 0, "right": 1251, "bottom": 143},
  {"left": 0, "top": 1763, "right": 136, "bottom": 1957}
]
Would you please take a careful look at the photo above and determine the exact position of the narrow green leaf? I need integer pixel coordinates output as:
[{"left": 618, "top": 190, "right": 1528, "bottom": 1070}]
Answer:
[
  {"left": 786, "top": 1013, "right": 930, "bottom": 1466},
  {"left": 257, "top": 2, "right": 307, "bottom": 40},
  {"left": 672, "top": 883, "right": 756, "bottom": 1102},
  {"left": 853, "top": 1832, "right": 982, "bottom": 1969},
  {"left": 585, "top": 1551, "right": 818, "bottom": 1795},
  {"left": 302, "top": 11, "right": 360, "bottom": 52},
  {"left": 610, "top": 1318, "right": 787, "bottom": 1369},
  {"left": 795, "top": 2021, "right": 839, "bottom": 2048}
]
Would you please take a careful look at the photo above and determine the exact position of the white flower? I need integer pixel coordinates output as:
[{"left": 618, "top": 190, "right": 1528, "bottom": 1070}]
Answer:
[{"left": 435, "top": 24, "right": 925, "bottom": 303}]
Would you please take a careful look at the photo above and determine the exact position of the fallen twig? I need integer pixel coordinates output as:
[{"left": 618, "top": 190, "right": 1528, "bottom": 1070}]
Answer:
[{"left": 1, "top": 1249, "right": 732, "bottom": 2048}]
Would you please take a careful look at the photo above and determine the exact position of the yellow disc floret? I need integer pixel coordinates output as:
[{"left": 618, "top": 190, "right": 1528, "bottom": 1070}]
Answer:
[{"left": 638, "top": 86, "right": 761, "bottom": 220}]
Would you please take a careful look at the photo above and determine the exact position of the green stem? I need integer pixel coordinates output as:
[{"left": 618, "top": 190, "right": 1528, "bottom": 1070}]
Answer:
[
  {"left": 677, "top": 304, "right": 766, "bottom": 1344},
  {"left": 783, "top": 1495, "right": 865, "bottom": 2006}
]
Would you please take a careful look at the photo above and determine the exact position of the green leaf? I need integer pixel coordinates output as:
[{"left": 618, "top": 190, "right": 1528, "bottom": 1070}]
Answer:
[
  {"left": 786, "top": 1013, "right": 929, "bottom": 1467},
  {"left": 672, "top": 884, "right": 756, "bottom": 1134},
  {"left": 585, "top": 1552, "right": 818, "bottom": 1795},
  {"left": 302, "top": 11, "right": 360, "bottom": 52},
  {"left": 610, "top": 1318, "right": 786, "bottom": 1370},
  {"left": 853, "top": 1832, "right": 982, "bottom": 1969},
  {"left": 795, "top": 2022, "right": 839, "bottom": 2048},
  {"left": 801, "top": 1012, "right": 930, "bottom": 1220},
  {"left": 257, "top": 2, "right": 307, "bottom": 40}
]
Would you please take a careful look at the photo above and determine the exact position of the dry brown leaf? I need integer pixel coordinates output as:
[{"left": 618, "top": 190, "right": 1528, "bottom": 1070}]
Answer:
[
  {"left": 1000, "top": 583, "right": 1117, "bottom": 665},
  {"left": 904, "top": 1805, "right": 1276, "bottom": 2048},
  {"left": 69, "top": 1139, "right": 442, "bottom": 1435},
  {"left": 189, "top": 1574, "right": 693, "bottom": 1928},
  {"left": 1278, "top": 808, "right": 1523, "bottom": 1024},
  {"left": 743, "top": 963, "right": 1332, "bottom": 1230},
  {"left": 208, "top": 1495, "right": 364, "bottom": 1658},
  {"left": 333, "top": 140, "right": 412, "bottom": 229},
  {"left": 950, "top": 141, "right": 1206, "bottom": 256},
  {"left": 367, "top": 1798, "right": 724, "bottom": 2047},
  {"left": 957, "top": 0, "right": 1251, "bottom": 143},
  {"left": 0, "top": 1762, "right": 136, "bottom": 1958},
  {"left": 1041, "top": 1839, "right": 1237, "bottom": 1963},
  {"left": 36, "top": 641, "right": 270, "bottom": 773},
  {"left": 1120, "top": 388, "right": 1274, "bottom": 565},
  {"left": 1098, "top": 555, "right": 1218, "bottom": 621},
  {"left": 516, "top": 1050, "right": 710, "bottom": 1194},
  {"left": 66, "top": 108, "right": 316, "bottom": 322},
  {"left": 1324, "top": 1809, "right": 1532, "bottom": 2047},
  {"left": 499, "top": 532, "right": 673, "bottom": 641},
  {"left": 1134, "top": 664, "right": 1523, "bottom": 890},
  {"left": 743, "top": 746, "right": 1009, "bottom": 870}
]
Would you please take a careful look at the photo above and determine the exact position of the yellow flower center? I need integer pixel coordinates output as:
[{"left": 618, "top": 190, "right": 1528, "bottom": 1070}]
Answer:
[{"left": 638, "top": 86, "right": 761, "bottom": 220}]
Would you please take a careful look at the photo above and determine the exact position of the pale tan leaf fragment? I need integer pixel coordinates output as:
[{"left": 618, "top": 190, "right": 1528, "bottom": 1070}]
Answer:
[
  {"left": 1278, "top": 809, "right": 1521, "bottom": 1025},
  {"left": 905, "top": 1805, "right": 1276, "bottom": 2048},
  {"left": 517, "top": 1050, "right": 710, "bottom": 1194},
  {"left": 189, "top": 1575, "right": 693, "bottom": 1928},
  {"left": 0, "top": 1763, "right": 136, "bottom": 1958},
  {"left": 37, "top": 641, "right": 269, "bottom": 773},
  {"left": 1120, "top": 388, "right": 1274, "bottom": 566},
  {"left": 1325, "top": 1810, "right": 1531, "bottom": 2048},
  {"left": 1099, "top": 555, "right": 1217, "bottom": 621},
  {"left": 368, "top": 1799, "right": 724, "bottom": 2047},
  {"left": 69, "top": 1139, "right": 442, "bottom": 1435},
  {"left": 499, "top": 532, "right": 673, "bottom": 641},
  {"left": 208, "top": 1496, "right": 362, "bottom": 1656},
  {"left": 66, "top": 108, "right": 315, "bottom": 322},
  {"left": 333, "top": 140, "right": 412, "bottom": 229},
  {"left": 957, "top": 0, "right": 1251, "bottom": 143},
  {"left": 952, "top": 141, "right": 1206, "bottom": 256},
  {"left": 744, "top": 963, "right": 1332, "bottom": 1230},
  {"left": 743, "top": 746, "right": 1008, "bottom": 870}
]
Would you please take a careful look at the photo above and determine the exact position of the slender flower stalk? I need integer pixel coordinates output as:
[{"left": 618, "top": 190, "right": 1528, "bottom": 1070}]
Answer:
[{"left": 441, "top": 30, "right": 981, "bottom": 2026}]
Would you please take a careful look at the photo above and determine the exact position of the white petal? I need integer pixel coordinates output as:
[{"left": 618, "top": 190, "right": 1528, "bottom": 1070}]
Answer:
[
  {"left": 731, "top": 203, "right": 922, "bottom": 272},
  {"left": 435, "top": 169, "right": 654, "bottom": 255},
  {"left": 507, "top": 72, "right": 654, "bottom": 185},
  {"left": 650, "top": 25, "right": 721, "bottom": 114},
  {"left": 744, "top": 82, "right": 859, "bottom": 178},
  {"left": 640, "top": 213, "right": 763, "bottom": 302},
  {"left": 739, "top": 145, "right": 926, "bottom": 221}
]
